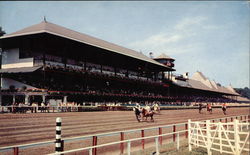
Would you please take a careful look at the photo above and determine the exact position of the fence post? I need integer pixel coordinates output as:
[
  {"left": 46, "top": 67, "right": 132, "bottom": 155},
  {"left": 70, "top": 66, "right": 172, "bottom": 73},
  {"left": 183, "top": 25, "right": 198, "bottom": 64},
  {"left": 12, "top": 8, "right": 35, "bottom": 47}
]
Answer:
[
  {"left": 234, "top": 119, "right": 240, "bottom": 155},
  {"left": 92, "top": 136, "right": 97, "bottom": 155},
  {"left": 159, "top": 127, "right": 162, "bottom": 145},
  {"left": 13, "top": 147, "right": 19, "bottom": 155},
  {"left": 155, "top": 137, "right": 159, "bottom": 155},
  {"left": 185, "top": 123, "right": 188, "bottom": 138},
  {"left": 127, "top": 141, "right": 131, "bottom": 155},
  {"left": 206, "top": 120, "right": 212, "bottom": 155},
  {"left": 141, "top": 130, "right": 145, "bottom": 149},
  {"left": 55, "top": 117, "right": 62, "bottom": 152},
  {"left": 120, "top": 132, "right": 124, "bottom": 154},
  {"left": 246, "top": 116, "right": 249, "bottom": 130},
  {"left": 89, "top": 148, "right": 93, "bottom": 155},
  {"left": 219, "top": 122, "right": 222, "bottom": 154},
  {"left": 177, "top": 133, "right": 180, "bottom": 150},
  {"left": 173, "top": 125, "right": 176, "bottom": 142},
  {"left": 188, "top": 119, "right": 192, "bottom": 152}
]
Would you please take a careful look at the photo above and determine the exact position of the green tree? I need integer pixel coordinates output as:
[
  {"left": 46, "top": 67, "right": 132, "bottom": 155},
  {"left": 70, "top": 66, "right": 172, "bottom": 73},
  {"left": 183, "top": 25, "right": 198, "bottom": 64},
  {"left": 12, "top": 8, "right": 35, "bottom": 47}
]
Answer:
[
  {"left": 235, "top": 87, "right": 250, "bottom": 99},
  {"left": 0, "top": 27, "right": 6, "bottom": 37}
]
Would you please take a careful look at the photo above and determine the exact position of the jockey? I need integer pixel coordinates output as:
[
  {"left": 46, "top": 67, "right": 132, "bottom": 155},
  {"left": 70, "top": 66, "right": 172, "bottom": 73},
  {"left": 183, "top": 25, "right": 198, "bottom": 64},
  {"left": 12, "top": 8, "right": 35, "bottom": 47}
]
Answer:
[
  {"left": 222, "top": 103, "right": 227, "bottom": 115},
  {"left": 145, "top": 104, "right": 152, "bottom": 114},
  {"left": 153, "top": 103, "right": 159, "bottom": 111}
]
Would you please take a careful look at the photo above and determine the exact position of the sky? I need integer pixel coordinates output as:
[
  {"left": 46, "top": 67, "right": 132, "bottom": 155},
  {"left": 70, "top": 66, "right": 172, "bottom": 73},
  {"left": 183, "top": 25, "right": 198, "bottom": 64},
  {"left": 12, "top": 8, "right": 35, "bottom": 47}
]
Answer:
[{"left": 0, "top": 1, "right": 249, "bottom": 88}]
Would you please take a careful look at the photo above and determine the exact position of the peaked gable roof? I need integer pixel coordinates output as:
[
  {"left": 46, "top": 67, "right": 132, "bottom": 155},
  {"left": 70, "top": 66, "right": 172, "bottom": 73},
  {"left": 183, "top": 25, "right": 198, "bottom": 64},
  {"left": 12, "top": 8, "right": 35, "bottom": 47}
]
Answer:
[{"left": 1, "top": 21, "right": 172, "bottom": 70}]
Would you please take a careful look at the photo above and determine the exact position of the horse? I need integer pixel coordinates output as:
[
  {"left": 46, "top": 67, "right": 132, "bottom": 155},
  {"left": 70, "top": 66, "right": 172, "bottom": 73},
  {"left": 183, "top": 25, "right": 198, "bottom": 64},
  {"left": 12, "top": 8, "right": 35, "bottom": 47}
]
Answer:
[
  {"left": 141, "top": 108, "right": 154, "bottom": 122},
  {"left": 133, "top": 107, "right": 142, "bottom": 122}
]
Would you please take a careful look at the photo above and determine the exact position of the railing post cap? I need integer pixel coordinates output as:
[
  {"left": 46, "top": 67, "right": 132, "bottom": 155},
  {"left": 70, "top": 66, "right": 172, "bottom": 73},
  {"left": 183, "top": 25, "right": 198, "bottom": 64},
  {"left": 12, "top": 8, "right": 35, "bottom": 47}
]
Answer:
[{"left": 56, "top": 117, "right": 62, "bottom": 122}]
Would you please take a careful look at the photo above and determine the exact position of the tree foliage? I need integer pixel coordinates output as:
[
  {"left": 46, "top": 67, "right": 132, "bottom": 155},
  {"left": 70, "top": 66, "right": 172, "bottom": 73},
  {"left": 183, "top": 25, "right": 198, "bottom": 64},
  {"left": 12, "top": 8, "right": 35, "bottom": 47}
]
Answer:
[
  {"left": 0, "top": 27, "right": 6, "bottom": 37},
  {"left": 235, "top": 87, "right": 250, "bottom": 99}
]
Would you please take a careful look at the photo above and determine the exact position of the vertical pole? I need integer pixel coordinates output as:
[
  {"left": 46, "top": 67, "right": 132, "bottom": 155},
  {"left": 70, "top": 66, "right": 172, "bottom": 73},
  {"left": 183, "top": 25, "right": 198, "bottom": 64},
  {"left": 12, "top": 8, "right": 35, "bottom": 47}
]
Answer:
[
  {"left": 13, "top": 147, "right": 19, "bottom": 155},
  {"left": 89, "top": 148, "right": 93, "bottom": 155},
  {"left": 225, "top": 118, "right": 228, "bottom": 130},
  {"left": 155, "top": 137, "right": 159, "bottom": 155},
  {"left": 127, "top": 141, "right": 131, "bottom": 155},
  {"left": 185, "top": 123, "right": 188, "bottom": 138},
  {"left": 231, "top": 117, "right": 234, "bottom": 128},
  {"left": 159, "top": 127, "right": 162, "bottom": 145},
  {"left": 92, "top": 136, "right": 97, "bottom": 155},
  {"left": 188, "top": 119, "right": 192, "bottom": 152},
  {"left": 206, "top": 120, "right": 211, "bottom": 155},
  {"left": 141, "top": 130, "right": 145, "bottom": 149},
  {"left": 234, "top": 119, "right": 240, "bottom": 155},
  {"left": 246, "top": 116, "right": 249, "bottom": 130},
  {"left": 173, "top": 125, "right": 176, "bottom": 142},
  {"left": 55, "top": 117, "right": 62, "bottom": 152},
  {"left": 120, "top": 132, "right": 124, "bottom": 154},
  {"left": 177, "top": 133, "right": 180, "bottom": 150},
  {"left": 219, "top": 122, "right": 222, "bottom": 154}
]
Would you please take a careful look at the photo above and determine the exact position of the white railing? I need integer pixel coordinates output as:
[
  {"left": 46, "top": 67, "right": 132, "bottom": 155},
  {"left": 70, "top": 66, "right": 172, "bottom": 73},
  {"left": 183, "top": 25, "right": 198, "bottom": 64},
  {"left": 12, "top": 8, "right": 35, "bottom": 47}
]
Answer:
[
  {"left": 188, "top": 118, "right": 250, "bottom": 155},
  {"left": 48, "top": 130, "right": 186, "bottom": 155}
]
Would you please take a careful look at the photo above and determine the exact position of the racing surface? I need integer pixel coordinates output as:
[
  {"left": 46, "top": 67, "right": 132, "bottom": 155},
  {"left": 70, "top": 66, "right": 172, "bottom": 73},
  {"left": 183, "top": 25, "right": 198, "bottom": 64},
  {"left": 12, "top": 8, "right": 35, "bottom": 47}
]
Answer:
[{"left": 0, "top": 107, "right": 249, "bottom": 154}]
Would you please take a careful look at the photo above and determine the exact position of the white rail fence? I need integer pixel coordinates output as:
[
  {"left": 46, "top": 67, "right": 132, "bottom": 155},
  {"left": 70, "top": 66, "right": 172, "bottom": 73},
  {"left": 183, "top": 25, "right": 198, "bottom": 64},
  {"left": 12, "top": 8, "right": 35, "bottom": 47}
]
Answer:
[{"left": 188, "top": 118, "right": 250, "bottom": 155}]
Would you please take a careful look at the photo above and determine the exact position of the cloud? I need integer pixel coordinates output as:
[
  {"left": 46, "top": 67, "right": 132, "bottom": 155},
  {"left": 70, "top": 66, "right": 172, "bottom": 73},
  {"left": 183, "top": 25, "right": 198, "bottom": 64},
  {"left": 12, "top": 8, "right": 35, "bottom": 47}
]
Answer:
[
  {"left": 127, "top": 15, "right": 220, "bottom": 57},
  {"left": 174, "top": 16, "right": 207, "bottom": 30}
]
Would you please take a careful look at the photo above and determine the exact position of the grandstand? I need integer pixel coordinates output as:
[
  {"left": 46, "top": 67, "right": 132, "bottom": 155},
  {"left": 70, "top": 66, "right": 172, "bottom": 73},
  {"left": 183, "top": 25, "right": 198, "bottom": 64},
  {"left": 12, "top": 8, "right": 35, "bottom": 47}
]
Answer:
[{"left": 0, "top": 20, "right": 247, "bottom": 107}]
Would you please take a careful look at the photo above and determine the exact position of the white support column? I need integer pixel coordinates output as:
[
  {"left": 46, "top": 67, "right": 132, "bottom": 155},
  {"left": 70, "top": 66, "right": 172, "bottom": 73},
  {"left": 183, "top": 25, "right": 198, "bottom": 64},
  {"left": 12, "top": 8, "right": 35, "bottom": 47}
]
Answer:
[
  {"left": 219, "top": 122, "right": 222, "bottom": 154},
  {"left": 188, "top": 119, "right": 192, "bottom": 152},
  {"left": 234, "top": 119, "right": 240, "bottom": 155},
  {"left": 155, "top": 137, "right": 159, "bottom": 155},
  {"left": 89, "top": 148, "right": 92, "bottom": 155},
  {"left": 63, "top": 96, "right": 67, "bottom": 104},
  {"left": 13, "top": 95, "right": 15, "bottom": 105},
  {"left": 206, "top": 120, "right": 212, "bottom": 155},
  {"left": 127, "top": 141, "right": 131, "bottom": 155},
  {"left": 25, "top": 95, "right": 29, "bottom": 105},
  {"left": 42, "top": 95, "right": 46, "bottom": 103},
  {"left": 195, "top": 122, "right": 198, "bottom": 147},
  {"left": 177, "top": 133, "right": 180, "bottom": 150}
]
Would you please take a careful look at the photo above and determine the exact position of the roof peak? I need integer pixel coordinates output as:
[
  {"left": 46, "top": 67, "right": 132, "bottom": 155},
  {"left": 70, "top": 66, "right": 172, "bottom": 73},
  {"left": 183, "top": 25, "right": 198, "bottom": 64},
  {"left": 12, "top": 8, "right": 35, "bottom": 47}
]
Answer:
[{"left": 155, "top": 53, "right": 174, "bottom": 60}]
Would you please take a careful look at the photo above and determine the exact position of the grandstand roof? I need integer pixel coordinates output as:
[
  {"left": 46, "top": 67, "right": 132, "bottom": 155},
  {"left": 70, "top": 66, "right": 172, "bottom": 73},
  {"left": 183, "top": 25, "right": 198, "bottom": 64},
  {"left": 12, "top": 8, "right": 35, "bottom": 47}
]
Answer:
[
  {"left": 174, "top": 71, "right": 239, "bottom": 96},
  {"left": 0, "top": 21, "right": 173, "bottom": 71},
  {"left": 189, "top": 71, "right": 239, "bottom": 96}
]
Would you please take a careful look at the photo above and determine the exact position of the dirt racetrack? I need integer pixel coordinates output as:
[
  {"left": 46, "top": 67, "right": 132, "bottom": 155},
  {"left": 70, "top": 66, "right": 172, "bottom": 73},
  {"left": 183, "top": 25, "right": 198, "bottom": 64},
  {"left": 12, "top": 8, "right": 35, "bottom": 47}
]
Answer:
[{"left": 0, "top": 107, "right": 249, "bottom": 154}]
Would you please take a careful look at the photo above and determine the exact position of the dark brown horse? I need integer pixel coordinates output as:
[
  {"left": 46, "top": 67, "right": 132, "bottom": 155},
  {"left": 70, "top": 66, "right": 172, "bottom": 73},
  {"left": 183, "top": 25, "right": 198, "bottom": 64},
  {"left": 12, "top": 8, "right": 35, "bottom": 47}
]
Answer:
[{"left": 141, "top": 108, "right": 154, "bottom": 122}]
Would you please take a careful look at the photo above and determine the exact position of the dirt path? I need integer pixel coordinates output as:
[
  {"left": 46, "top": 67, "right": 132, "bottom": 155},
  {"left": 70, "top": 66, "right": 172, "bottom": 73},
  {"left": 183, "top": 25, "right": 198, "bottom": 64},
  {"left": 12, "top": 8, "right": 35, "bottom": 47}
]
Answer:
[{"left": 0, "top": 107, "right": 249, "bottom": 154}]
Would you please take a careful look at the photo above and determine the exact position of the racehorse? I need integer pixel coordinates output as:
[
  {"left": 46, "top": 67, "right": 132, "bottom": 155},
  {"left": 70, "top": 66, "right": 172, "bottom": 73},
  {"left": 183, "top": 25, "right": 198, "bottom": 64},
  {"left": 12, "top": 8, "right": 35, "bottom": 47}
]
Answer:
[
  {"left": 141, "top": 108, "right": 154, "bottom": 122},
  {"left": 133, "top": 107, "right": 142, "bottom": 122}
]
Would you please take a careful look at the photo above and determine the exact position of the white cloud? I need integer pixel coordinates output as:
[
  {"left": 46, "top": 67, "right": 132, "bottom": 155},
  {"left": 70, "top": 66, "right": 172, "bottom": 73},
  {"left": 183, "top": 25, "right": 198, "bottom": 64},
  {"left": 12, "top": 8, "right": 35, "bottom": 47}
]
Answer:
[
  {"left": 174, "top": 16, "right": 207, "bottom": 30},
  {"left": 127, "top": 15, "right": 221, "bottom": 58}
]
